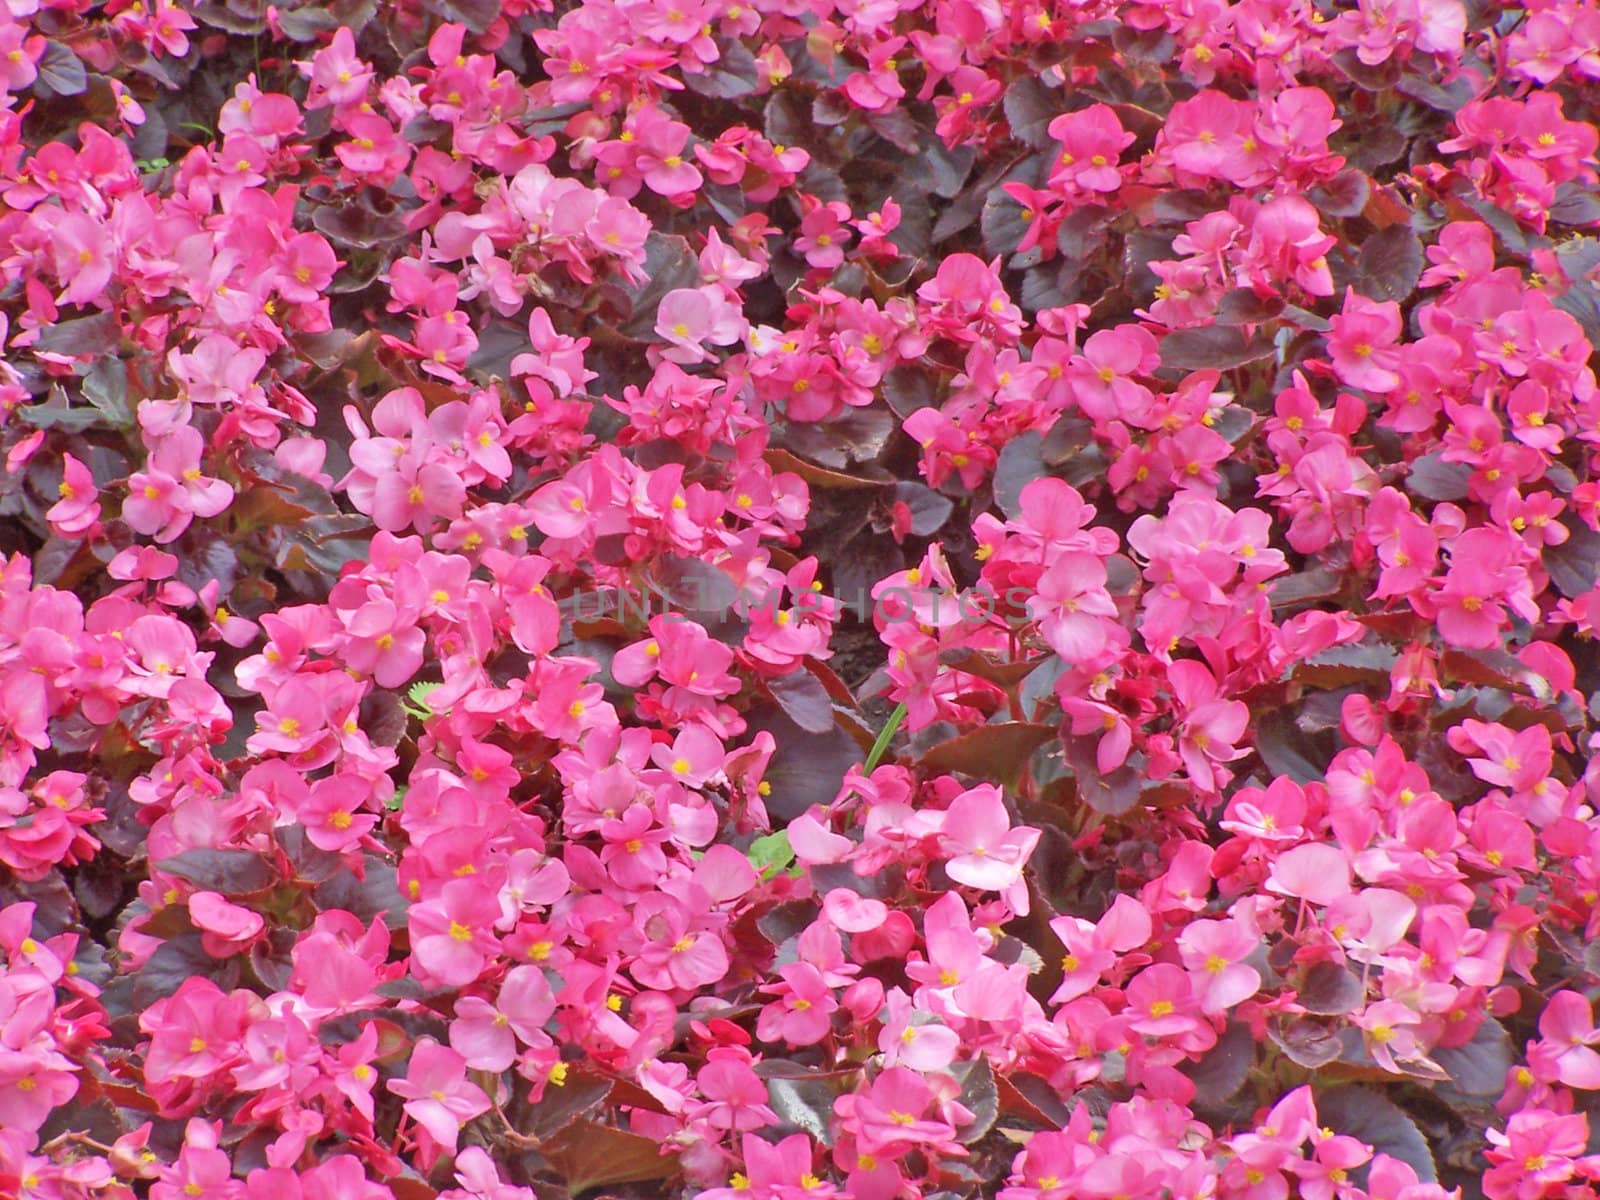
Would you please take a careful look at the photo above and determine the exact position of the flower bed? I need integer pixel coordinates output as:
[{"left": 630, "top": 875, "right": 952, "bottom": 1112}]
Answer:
[{"left": 2, "top": 0, "right": 1600, "bottom": 1197}]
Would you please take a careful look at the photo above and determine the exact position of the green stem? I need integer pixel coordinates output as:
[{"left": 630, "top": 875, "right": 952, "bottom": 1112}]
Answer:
[{"left": 863, "top": 702, "right": 907, "bottom": 772}]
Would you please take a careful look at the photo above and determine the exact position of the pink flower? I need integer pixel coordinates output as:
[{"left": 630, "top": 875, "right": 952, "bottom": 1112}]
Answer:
[
  {"left": 1068, "top": 326, "right": 1159, "bottom": 423},
  {"left": 877, "top": 988, "right": 959, "bottom": 1071},
  {"left": 449, "top": 966, "right": 554, "bottom": 1071},
  {"left": 369, "top": 455, "right": 467, "bottom": 534},
  {"left": 1029, "top": 552, "right": 1119, "bottom": 661},
  {"left": 634, "top": 112, "right": 702, "bottom": 196},
  {"left": 794, "top": 199, "right": 853, "bottom": 270},
  {"left": 1355, "top": 999, "right": 1425, "bottom": 1073},
  {"left": 1125, "top": 963, "right": 1204, "bottom": 1037},
  {"left": 123, "top": 427, "right": 235, "bottom": 543},
  {"left": 1532, "top": 992, "right": 1600, "bottom": 1089},
  {"left": 188, "top": 891, "right": 265, "bottom": 957},
  {"left": 300, "top": 773, "right": 379, "bottom": 853},
  {"left": 276, "top": 233, "right": 340, "bottom": 304},
  {"left": 1047, "top": 893, "right": 1151, "bottom": 1003},
  {"left": 1161, "top": 91, "right": 1254, "bottom": 181},
  {"left": 1048, "top": 104, "right": 1134, "bottom": 193},
  {"left": 599, "top": 804, "right": 670, "bottom": 889},
  {"left": 1484, "top": 1110, "right": 1594, "bottom": 1200},
  {"left": 655, "top": 286, "right": 747, "bottom": 365},
  {"left": 1327, "top": 289, "right": 1403, "bottom": 393},
  {"left": 757, "top": 962, "right": 839, "bottom": 1045},
  {"left": 1168, "top": 660, "right": 1250, "bottom": 794},
  {"left": 299, "top": 26, "right": 372, "bottom": 108},
  {"left": 1177, "top": 916, "right": 1261, "bottom": 1015},
  {"left": 842, "top": 39, "right": 907, "bottom": 112},
  {"left": 630, "top": 897, "right": 729, "bottom": 991},
  {"left": 1431, "top": 528, "right": 1531, "bottom": 650},
  {"left": 1266, "top": 843, "right": 1352, "bottom": 905},
  {"left": 938, "top": 783, "right": 1040, "bottom": 910},
  {"left": 837, "top": 1066, "right": 964, "bottom": 1160},
  {"left": 51, "top": 211, "right": 115, "bottom": 307},
  {"left": 691, "top": 1049, "right": 778, "bottom": 1132},
  {"left": 409, "top": 879, "right": 503, "bottom": 989},
  {"left": 46, "top": 453, "right": 99, "bottom": 538},
  {"left": 387, "top": 1039, "right": 490, "bottom": 1153},
  {"left": 0, "top": 28, "right": 41, "bottom": 93}
]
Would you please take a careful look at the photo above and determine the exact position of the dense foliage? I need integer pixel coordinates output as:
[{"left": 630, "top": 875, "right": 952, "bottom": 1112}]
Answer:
[{"left": 3, "top": 0, "right": 1600, "bottom": 1196}]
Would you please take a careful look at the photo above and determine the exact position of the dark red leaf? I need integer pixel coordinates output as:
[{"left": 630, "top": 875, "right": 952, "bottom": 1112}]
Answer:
[
  {"left": 1159, "top": 326, "right": 1275, "bottom": 371},
  {"left": 918, "top": 722, "right": 1058, "bottom": 777},
  {"left": 542, "top": 1120, "right": 680, "bottom": 1191},
  {"left": 1353, "top": 225, "right": 1424, "bottom": 302},
  {"left": 155, "top": 849, "right": 275, "bottom": 894}
]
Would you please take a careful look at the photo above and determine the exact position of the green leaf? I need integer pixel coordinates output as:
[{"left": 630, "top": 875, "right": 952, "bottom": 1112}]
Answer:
[
  {"left": 766, "top": 1076, "right": 838, "bottom": 1144},
  {"left": 864, "top": 703, "right": 907, "bottom": 772},
  {"left": 34, "top": 311, "right": 120, "bottom": 358},
  {"left": 18, "top": 403, "right": 106, "bottom": 432},
  {"left": 747, "top": 830, "right": 796, "bottom": 880},
  {"left": 1297, "top": 961, "right": 1366, "bottom": 1015},
  {"left": 404, "top": 681, "right": 441, "bottom": 719},
  {"left": 82, "top": 357, "right": 133, "bottom": 428}
]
